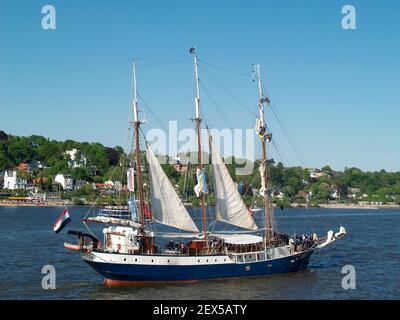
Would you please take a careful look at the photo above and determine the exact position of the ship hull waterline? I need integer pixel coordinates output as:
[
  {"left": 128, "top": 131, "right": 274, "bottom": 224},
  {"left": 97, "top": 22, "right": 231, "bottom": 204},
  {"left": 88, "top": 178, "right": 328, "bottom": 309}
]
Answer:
[{"left": 81, "top": 249, "right": 314, "bottom": 286}]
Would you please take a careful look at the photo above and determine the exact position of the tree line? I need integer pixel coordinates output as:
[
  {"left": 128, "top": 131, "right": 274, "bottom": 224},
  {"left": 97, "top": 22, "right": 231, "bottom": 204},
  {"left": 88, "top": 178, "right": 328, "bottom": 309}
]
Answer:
[{"left": 1, "top": 131, "right": 399, "bottom": 206}]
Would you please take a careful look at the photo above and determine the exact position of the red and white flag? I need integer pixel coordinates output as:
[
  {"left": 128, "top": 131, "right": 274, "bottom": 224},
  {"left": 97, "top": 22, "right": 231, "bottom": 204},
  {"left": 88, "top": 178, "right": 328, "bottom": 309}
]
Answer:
[
  {"left": 127, "top": 168, "right": 135, "bottom": 192},
  {"left": 53, "top": 208, "right": 71, "bottom": 233}
]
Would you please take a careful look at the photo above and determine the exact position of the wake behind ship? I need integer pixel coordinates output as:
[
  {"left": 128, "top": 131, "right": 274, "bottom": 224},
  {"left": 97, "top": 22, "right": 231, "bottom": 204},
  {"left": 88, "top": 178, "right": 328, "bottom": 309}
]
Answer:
[{"left": 62, "top": 49, "right": 346, "bottom": 285}]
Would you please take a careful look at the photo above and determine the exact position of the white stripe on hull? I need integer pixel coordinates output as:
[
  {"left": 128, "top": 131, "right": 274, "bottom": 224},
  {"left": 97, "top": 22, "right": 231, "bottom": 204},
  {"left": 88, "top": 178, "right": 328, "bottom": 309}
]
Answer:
[{"left": 80, "top": 244, "right": 300, "bottom": 267}]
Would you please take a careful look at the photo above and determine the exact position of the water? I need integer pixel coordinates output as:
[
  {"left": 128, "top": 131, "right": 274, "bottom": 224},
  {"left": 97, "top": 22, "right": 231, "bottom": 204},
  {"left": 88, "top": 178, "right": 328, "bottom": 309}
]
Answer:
[{"left": 0, "top": 206, "right": 399, "bottom": 299}]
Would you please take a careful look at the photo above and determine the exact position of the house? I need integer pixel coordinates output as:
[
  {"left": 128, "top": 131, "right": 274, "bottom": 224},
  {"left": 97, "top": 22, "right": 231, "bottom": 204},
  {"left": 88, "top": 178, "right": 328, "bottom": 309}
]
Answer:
[
  {"left": 3, "top": 170, "right": 28, "bottom": 190},
  {"left": 54, "top": 174, "right": 74, "bottom": 191},
  {"left": 173, "top": 163, "right": 188, "bottom": 173},
  {"left": 348, "top": 187, "right": 361, "bottom": 194},
  {"left": 74, "top": 180, "right": 89, "bottom": 190},
  {"left": 29, "top": 191, "right": 47, "bottom": 202},
  {"left": 269, "top": 188, "right": 284, "bottom": 199},
  {"left": 32, "top": 177, "right": 48, "bottom": 190},
  {"left": 171, "top": 157, "right": 188, "bottom": 173},
  {"left": 297, "top": 190, "right": 309, "bottom": 199},
  {"left": 17, "top": 162, "right": 29, "bottom": 172},
  {"left": 65, "top": 149, "right": 87, "bottom": 168},
  {"left": 27, "top": 160, "right": 45, "bottom": 171},
  {"left": 309, "top": 169, "right": 327, "bottom": 179},
  {"left": 92, "top": 183, "right": 106, "bottom": 192},
  {"left": 0, "top": 171, "right": 4, "bottom": 188},
  {"left": 114, "top": 181, "right": 122, "bottom": 192}
]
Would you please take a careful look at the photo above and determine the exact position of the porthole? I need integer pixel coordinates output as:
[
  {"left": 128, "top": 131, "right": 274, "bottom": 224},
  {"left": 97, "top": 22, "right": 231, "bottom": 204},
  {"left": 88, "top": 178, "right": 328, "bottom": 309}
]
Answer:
[
  {"left": 215, "top": 259, "right": 217, "bottom": 262},
  {"left": 198, "top": 260, "right": 200, "bottom": 263},
  {"left": 206, "top": 259, "right": 208, "bottom": 262},
  {"left": 135, "top": 259, "right": 137, "bottom": 262},
  {"left": 124, "top": 258, "right": 126, "bottom": 262},
  {"left": 167, "top": 260, "right": 170, "bottom": 263},
  {"left": 151, "top": 260, "right": 154, "bottom": 263}
]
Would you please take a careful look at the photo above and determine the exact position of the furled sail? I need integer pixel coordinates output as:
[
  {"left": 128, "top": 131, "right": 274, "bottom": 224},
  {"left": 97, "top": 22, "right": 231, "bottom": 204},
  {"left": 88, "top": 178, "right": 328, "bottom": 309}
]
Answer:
[
  {"left": 259, "top": 159, "right": 267, "bottom": 197},
  {"left": 146, "top": 144, "right": 199, "bottom": 232},
  {"left": 209, "top": 135, "right": 258, "bottom": 230}
]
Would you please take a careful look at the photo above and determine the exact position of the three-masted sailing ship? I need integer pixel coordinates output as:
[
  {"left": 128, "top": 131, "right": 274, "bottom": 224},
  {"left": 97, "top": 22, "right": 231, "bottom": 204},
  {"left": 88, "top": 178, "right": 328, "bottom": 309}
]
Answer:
[{"left": 64, "top": 49, "right": 346, "bottom": 285}]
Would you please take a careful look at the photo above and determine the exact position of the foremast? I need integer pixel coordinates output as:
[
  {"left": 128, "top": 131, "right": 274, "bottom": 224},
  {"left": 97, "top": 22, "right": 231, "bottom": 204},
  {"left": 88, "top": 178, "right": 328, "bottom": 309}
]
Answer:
[
  {"left": 131, "top": 60, "right": 146, "bottom": 233},
  {"left": 254, "top": 64, "right": 274, "bottom": 240},
  {"left": 190, "top": 48, "right": 208, "bottom": 242}
]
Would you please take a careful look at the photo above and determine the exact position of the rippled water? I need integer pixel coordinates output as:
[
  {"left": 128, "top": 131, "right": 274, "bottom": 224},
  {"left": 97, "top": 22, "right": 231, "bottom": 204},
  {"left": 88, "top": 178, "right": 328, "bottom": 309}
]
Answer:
[{"left": 0, "top": 205, "right": 399, "bottom": 299}]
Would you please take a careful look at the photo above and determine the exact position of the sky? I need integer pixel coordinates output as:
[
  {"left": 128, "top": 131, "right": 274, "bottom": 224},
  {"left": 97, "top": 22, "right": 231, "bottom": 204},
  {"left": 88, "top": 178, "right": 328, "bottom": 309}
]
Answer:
[{"left": 1, "top": 0, "right": 399, "bottom": 172}]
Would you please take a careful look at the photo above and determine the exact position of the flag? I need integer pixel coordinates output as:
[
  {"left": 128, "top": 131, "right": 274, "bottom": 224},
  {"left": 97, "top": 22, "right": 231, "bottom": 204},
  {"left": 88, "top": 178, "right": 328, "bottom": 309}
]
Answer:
[
  {"left": 53, "top": 208, "right": 71, "bottom": 233},
  {"left": 194, "top": 168, "right": 207, "bottom": 197},
  {"left": 128, "top": 195, "right": 137, "bottom": 221},
  {"left": 144, "top": 202, "right": 152, "bottom": 219},
  {"left": 189, "top": 47, "right": 196, "bottom": 54},
  {"left": 127, "top": 168, "right": 135, "bottom": 192}
]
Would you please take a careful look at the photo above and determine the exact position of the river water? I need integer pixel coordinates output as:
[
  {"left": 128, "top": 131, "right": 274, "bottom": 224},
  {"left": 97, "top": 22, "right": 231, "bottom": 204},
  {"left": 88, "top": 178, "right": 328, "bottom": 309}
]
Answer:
[{"left": 0, "top": 206, "right": 399, "bottom": 299}]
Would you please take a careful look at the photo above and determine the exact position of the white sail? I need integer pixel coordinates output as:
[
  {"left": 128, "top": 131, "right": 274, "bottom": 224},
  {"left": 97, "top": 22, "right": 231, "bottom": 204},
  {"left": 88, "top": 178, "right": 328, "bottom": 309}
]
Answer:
[
  {"left": 209, "top": 136, "right": 258, "bottom": 230},
  {"left": 146, "top": 144, "right": 199, "bottom": 232}
]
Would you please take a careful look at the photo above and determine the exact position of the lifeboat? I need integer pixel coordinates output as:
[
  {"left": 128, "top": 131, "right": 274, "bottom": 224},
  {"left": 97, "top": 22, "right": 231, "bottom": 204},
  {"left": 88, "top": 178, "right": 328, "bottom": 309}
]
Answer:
[{"left": 64, "top": 242, "right": 81, "bottom": 251}]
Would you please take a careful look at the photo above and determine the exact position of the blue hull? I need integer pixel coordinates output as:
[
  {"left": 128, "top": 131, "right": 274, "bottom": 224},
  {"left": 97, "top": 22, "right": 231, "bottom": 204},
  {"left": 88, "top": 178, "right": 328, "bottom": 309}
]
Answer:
[{"left": 84, "top": 249, "right": 314, "bottom": 283}]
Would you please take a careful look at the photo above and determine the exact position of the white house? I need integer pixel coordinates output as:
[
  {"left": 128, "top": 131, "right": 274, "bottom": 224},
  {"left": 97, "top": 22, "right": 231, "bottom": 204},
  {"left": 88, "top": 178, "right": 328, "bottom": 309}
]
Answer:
[
  {"left": 114, "top": 181, "right": 122, "bottom": 192},
  {"left": 54, "top": 174, "right": 74, "bottom": 191},
  {"left": 3, "top": 170, "right": 27, "bottom": 190},
  {"left": 65, "top": 149, "right": 87, "bottom": 168}
]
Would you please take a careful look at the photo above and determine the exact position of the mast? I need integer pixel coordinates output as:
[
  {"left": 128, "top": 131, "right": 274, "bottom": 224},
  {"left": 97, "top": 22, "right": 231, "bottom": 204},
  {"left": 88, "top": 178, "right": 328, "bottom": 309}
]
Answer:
[
  {"left": 132, "top": 60, "right": 146, "bottom": 229},
  {"left": 254, "top": 64, "right": 273, "bottom": 240},
  {"left": 190, "top": 48, "right": 207, "bottom": 240}
]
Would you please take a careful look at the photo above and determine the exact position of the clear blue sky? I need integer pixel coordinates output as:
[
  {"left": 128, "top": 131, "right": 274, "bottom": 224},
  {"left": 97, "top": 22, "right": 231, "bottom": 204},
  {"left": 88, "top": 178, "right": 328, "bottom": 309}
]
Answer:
[{"left": 1, "top": 0, "right": 399, "bottom": 171}]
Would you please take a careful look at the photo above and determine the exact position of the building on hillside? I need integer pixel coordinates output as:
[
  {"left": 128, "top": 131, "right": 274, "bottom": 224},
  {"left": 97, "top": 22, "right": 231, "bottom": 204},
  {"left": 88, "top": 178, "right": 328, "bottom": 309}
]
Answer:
[
  {"left": 309, "top": 169, "right": 328, "bottom": 179},
  {"left": 74, "top": 180, "right": 89, "bottom": 191},
  {"left": 65, "top": 149, "right": 87, "bottom": 168},
  {"left": 32, "top": 177, "right": 48, "bottom": 191},
  {"left": 269, "top": 188, "right": 284, "bottom": 199},
  {"left": 3, "top": 170, "right": 28, "bottom": 190},
  {"left": 47, "top": 192, "right": 62, "bottom": 201},
  {"left": 348, "top": 187, "right": 361, "bottom": 194},
  {"left": 0, "top": 171, "right": 4, "bottom": 188},
  {"left": 297, "top": 190, "right": 309, "bottom": 199},
  {"left": 29, "top": 191, "right": 47, "bottom": 202},
  {"left": 17, "top": 162, "right": 29, "bottom": 172},
  {"left": 171, "top": 157, "right": 188, "bottom": 173},
  {"left": 114, "top": 181, "right": 122, "bottom": 192},
  {"left": 54, "top": 174, "right": 74, "bottom": 191},
  {"left": 27, "top": 160, "right": 45, "bottom": 171},
  {"left": 104, "top": 180, "right": 114, "bottom": 189}
]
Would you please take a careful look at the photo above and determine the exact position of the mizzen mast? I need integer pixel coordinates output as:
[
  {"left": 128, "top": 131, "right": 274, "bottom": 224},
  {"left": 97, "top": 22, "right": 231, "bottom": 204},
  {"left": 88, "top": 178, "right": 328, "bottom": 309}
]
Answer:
[
  {"left": 132, "top": 60, "right": 146, "bottom": 229},
  {"left": 254, "top": 64, "right": 273, "bottom": 240},
  {"left": 190, "top": 47, "right": 208, "bottom": 240}
]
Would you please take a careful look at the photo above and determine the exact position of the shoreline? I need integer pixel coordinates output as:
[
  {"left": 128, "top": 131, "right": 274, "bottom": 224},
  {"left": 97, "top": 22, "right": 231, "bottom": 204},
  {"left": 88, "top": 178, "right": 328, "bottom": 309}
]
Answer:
[
  {"left": 0, "top": 200, "right": 399, "bottom": 210},
  {"left": 316, "top": 203, "right": 400, "bottom": 210}
]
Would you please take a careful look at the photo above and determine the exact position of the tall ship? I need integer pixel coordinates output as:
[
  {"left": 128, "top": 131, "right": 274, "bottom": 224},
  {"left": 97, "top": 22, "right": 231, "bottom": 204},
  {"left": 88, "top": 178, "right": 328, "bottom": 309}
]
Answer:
[{"left": 64, "top": 49, "right": 346, "bottom": 285}]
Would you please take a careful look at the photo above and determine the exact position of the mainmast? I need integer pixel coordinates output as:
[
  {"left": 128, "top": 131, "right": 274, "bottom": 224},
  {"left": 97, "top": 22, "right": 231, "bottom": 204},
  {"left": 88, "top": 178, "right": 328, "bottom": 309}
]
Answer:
[
  {"left": 190, "top": 48, "right": 207, "bottom": 240},
  {"left": 132, "top": 60, "right": 146, "bottom": 229},
  {"left": 254, "top": 64, "right": 273, "bottom": 239}
]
